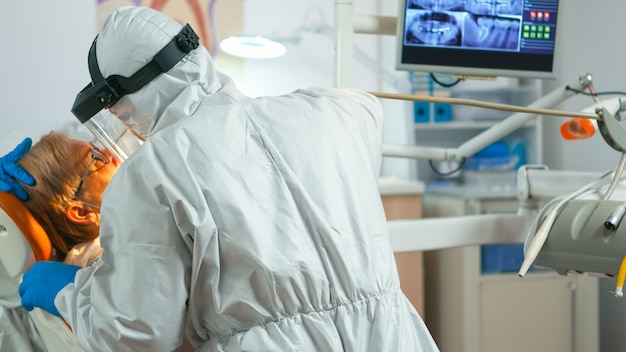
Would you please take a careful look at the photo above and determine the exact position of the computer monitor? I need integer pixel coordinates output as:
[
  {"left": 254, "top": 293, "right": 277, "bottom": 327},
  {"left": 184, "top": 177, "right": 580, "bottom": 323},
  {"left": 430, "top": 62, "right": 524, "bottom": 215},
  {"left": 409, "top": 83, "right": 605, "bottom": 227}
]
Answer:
[{"left": 395, "top": 0, "right": 561, "bottom": 79}]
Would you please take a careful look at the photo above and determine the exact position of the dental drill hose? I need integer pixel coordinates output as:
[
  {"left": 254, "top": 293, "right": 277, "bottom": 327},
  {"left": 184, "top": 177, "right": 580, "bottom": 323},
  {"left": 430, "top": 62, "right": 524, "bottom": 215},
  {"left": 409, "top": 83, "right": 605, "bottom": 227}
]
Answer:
[
  {"left": 605, "top": 204, "right": 626, "bottom": 231},
  {"left": 518, "top": 209, "right": 556, "bottom": 277}
]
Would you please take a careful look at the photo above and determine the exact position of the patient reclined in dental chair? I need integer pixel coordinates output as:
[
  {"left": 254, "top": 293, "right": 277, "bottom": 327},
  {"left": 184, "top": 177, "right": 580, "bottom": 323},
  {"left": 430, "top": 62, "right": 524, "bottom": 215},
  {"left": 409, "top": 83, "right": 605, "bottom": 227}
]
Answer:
[{"left": 0, "top": 191, "right": 83, "bottom": 352}]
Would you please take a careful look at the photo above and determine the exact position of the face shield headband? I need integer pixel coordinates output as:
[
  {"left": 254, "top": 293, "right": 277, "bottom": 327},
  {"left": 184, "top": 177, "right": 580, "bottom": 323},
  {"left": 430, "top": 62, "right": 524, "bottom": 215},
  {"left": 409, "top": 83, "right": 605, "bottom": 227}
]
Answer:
[{"left": 71, "top": 24, "right": 200, "bottom": 123}]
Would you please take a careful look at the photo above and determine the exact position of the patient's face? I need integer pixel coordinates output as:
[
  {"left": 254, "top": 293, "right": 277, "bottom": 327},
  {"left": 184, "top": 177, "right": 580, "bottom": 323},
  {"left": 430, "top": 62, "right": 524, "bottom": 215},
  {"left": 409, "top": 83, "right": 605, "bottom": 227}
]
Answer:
[{"left": 71, "top": 139, "right": 121, "bottom": 206}]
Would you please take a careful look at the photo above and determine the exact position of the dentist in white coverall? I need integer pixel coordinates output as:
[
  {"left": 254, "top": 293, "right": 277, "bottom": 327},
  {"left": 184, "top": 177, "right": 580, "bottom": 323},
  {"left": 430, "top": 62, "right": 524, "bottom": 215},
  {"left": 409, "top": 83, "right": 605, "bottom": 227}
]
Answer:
[{"left": 18, "top": 6, "right": 439, "bottom": 351}]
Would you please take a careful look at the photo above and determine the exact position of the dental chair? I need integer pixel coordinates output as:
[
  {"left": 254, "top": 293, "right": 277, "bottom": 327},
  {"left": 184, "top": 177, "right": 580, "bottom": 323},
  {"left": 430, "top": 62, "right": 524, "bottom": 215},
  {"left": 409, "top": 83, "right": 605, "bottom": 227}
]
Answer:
[{"left": 0, "top": 191, "right": 83, "bottom": 351}]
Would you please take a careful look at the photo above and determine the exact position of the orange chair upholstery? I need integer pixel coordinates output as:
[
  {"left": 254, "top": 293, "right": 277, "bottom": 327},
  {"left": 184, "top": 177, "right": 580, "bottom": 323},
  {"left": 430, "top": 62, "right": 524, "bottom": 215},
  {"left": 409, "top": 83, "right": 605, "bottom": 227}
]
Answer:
[{"left": 0, "top": 191, "right": 51, "bottom": 278}]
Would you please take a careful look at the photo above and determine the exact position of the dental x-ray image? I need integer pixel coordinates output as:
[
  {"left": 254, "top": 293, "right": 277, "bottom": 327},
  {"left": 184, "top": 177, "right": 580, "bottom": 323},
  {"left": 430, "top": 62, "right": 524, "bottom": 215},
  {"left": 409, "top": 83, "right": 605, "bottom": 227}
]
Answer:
[
  {"left": 404, "top": 8, "right": 521, "bottom": 50},
  {"left": 409, "top": 0, "right": 523, "bottom": 16},
  {"left": 463, "top": 14, "right": 520, "bottom": 49},
  {"left": 405, "top": 11, "right": 462, "bottom": 45},
  {"left": 466, "top": 0, "right": 523, "bottom": 16},
  {"left": 409, "top": 0, "right": 465, "bottom": 11}
]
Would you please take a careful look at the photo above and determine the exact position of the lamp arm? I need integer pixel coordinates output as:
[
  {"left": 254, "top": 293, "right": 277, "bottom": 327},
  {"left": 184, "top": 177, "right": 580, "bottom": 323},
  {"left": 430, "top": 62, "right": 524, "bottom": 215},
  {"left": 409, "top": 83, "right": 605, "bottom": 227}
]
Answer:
[
  {"left": 373, "top": 73, "right": 595, "bottom": 161},
  {"left": 453, "top": 74, "right": 592, "bottom": 159}
]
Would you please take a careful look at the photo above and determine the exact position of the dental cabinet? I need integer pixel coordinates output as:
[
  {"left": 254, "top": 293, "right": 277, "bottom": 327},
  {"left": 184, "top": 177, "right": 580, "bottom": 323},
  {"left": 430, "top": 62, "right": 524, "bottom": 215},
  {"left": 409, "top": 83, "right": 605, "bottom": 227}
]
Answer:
[
  {"left": 422, "top": 189, "right": 599, "bottom": 352},
  {"left": 379, "top": 178, "right": 425, "bottom": 318}
]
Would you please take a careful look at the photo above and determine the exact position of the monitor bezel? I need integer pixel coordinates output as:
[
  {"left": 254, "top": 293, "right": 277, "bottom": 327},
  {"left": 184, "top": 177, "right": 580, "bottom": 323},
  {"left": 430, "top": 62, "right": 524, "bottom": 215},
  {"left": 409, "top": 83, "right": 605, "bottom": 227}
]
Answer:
[{"left": 394, "top": 0, "right": 562, "bottom": 80}]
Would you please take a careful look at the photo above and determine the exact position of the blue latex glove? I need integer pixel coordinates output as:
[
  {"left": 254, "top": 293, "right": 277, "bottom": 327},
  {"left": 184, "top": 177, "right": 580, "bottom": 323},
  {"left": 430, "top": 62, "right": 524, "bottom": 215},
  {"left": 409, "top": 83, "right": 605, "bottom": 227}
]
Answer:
[
  {"left": 19, "top": 261, "right": 81, "bottom": 317},
  {"left": 0, "top": 137, "right": 35, "bottom": 200}
]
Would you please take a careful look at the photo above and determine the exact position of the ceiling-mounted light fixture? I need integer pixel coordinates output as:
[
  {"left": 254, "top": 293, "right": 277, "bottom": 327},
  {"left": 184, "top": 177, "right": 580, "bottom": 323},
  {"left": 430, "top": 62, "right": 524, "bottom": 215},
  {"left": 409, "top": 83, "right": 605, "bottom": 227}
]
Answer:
[
  {"left": 219, "top": 35, "right": 288, "bottom": 59},
  {"left": 219, "top": 6, "right": 331, "bottom": 60}
]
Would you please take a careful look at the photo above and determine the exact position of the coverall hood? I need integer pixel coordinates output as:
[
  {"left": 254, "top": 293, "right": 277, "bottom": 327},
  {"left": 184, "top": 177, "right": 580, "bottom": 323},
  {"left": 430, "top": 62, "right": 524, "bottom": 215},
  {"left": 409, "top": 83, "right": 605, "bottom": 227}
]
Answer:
[{"left": 96, "top": 6, "right": 240, "bottom": 140}]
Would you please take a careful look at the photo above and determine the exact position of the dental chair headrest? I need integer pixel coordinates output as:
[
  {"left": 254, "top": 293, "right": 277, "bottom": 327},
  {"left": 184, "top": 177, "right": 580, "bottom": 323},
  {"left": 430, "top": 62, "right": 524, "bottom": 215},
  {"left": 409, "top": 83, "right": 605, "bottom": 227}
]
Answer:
[{"left": 0, "top": 191, "right": 51, "bottom": 278}]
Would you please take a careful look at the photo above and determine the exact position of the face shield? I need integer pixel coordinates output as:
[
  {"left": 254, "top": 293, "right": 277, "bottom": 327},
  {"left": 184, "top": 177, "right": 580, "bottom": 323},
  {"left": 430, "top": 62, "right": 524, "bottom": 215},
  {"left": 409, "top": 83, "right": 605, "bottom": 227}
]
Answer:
[
  {"left": 71, "top": 24, "right": 200, "bottom": 161},
  {"left": 83, "top": 110, "right": 144, "bottom": 162}
]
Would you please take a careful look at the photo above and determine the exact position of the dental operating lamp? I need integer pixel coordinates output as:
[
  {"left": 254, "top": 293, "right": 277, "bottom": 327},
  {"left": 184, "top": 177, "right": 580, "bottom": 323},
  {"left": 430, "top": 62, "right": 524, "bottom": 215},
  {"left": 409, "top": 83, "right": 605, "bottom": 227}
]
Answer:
[{"left": 521, "top": 98, "right": 626, "bottom": 290}]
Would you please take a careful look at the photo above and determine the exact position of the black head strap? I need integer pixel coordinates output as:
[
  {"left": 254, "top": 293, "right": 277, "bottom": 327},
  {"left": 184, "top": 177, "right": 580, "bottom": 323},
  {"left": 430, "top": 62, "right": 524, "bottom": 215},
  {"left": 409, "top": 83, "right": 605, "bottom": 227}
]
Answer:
[
  {"left": 91, "top": 24, "right": 199, "bottom": 103},
  {"left": 72, "top": 24, "right": 199, "bottom": 122}
]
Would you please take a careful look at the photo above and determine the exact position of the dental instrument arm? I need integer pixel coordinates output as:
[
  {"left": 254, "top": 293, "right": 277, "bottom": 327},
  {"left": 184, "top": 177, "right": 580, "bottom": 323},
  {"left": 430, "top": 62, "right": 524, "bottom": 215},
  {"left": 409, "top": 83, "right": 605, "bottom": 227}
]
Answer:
[
  {"left": 367, "top": 73, "right": 604, "bottom": 255},
  {"left": 374, "top": 80, "right": 626, "bottom": 281},
  {"left": 372, "top": 74, "right": 595, "bottom": 161}
]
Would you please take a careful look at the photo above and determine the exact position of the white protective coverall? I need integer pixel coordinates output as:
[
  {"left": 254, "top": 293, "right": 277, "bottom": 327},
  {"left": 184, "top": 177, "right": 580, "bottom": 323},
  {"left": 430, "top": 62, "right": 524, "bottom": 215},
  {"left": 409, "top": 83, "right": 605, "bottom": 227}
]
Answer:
[
  {"left": 55, "top": 6, "right": 439, "bottom": 352},
  {"left": 1, "top": 259, "right": 81, "bottom": 351},
  {"left": 0, "top": 286, "right": 46, "bottom": 351}
]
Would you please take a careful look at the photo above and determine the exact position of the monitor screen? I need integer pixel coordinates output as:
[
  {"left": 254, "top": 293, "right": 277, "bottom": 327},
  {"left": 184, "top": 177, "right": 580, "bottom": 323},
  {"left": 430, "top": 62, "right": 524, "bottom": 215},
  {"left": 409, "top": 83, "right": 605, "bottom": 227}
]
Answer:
[{"left": 396, "top": 0, "right": 561, "bottom": 79}]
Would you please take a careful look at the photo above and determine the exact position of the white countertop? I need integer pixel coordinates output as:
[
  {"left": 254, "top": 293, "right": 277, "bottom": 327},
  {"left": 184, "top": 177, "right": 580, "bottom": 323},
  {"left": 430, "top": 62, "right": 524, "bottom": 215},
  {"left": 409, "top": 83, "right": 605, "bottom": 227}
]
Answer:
[
  {"left": 424, "top": 183, "right": 518, "bottom": 200},
  {"left": 424, "top": 171, "right": 518, "bottom": 200},
  {"left": 378, "top": 177, "right": 425, "bottom": 196}
]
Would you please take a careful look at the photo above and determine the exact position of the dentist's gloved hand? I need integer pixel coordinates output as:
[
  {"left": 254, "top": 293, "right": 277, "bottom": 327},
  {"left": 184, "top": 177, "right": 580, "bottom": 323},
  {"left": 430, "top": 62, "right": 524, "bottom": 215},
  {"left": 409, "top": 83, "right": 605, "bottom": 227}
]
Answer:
[
  {"left": 0, "top": 137, "right": 35, "bottom": 200},
  {"left": 19, "top": 261, "right": 81, "bottom": 317}
]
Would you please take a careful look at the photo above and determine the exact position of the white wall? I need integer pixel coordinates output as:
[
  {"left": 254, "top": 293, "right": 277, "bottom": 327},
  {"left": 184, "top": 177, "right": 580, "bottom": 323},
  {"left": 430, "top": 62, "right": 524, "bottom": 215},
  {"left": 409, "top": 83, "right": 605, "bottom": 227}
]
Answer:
[
  {"left": 0, "top": 1, "right": 97, "bottom": 144},
  {"left": 237, "top": 0, "right": 387, "bottom": 96}
]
